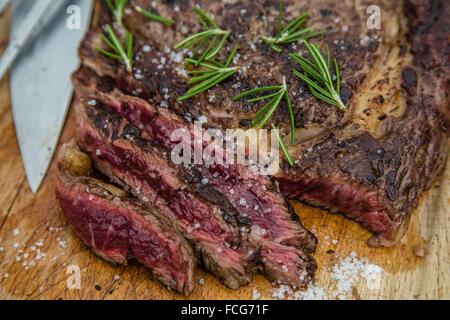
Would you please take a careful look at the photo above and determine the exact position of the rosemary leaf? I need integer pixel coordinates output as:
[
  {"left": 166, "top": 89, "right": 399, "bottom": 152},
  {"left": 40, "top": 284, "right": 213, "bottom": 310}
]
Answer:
[
  {"left": 285, "top": 91, "right": 295, "bottom": 144},
  {"left": 96, "top": 25, "right": 133, "bottom": 73},
  {"left": 261, "top": 1, "right": 325, "bottom": 52},
  {"left": 290, "top": 41, "right": 346, "bottom": 110},
  {"left": 106, "top": 0, "right": 127, "bottom": 26},
  {"left": 175, "top": 8, "right": 230, "bottom": 64},
  {"left": 232, "top": 85, "right": 282, "bottom": 101},
  {"left": 272, "top": 124, "right": 294, "bottom": 166},
  {"left": 256, "top": 91, "right": 285, "bottom": 128},
  {"left": 225, "top": 46, "right": 239, "bottom": 66},
  {"left": 177, "top": 47, "right": 239, "bottom": 101},
  {"left": 233, "top": 79, "right": 296, "bottom": 143},
  {"left": 135, "top": 5, "right": 175, "bottom": 26}
]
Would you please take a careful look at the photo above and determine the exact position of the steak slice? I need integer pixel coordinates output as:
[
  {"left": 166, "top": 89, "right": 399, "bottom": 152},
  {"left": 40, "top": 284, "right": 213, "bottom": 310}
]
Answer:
[
  {"left": 55, "top": 142, "right": 195, "bottom": 294},
  {"left": 74, "top": 89, "right": 317, "bottom": 288},
  {"left": 75, "top": 98, "right": 253, "bottom": 289},
  {"left": 77, "top": 0, "right": 449, "bottom": 246}
]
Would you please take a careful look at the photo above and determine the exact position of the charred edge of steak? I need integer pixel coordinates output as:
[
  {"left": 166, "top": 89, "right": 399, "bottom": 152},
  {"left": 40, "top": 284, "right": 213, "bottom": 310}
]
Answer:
[
  {"left": 73, "top": 86, "right": 317, "bottom": 288},
  {"left": 75, "top": 99, "right": 254, "bottom": 289},
  {"left": 278, "top": 176, "right": 401, "bottom": 247},
  {"left": 55, "top": 142, "right": 195, "bottom": 294}
]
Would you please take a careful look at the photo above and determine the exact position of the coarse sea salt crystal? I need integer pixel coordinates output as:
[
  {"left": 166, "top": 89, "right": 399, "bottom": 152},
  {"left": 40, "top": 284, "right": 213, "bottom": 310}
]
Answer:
[
  {"left": 198, "top": 115, "right": 208, "bottom": 124},
  {"left": 270, "top": 253, "right": 383, "bottom": 300},
  {"left": 252, "top": 288, "right": 261, "bottom": 300},
  {"left": 142, "top": 45, "right": 151, "bottom": 53},
  {"left": 292, "top": 285, "right": 327, "bottom": 300},
  {"left": 330, "top": 252, "right": 383, "bottom": 299},
  {"left": 239, "top": 198, "right": 247, "bottom": 206}
]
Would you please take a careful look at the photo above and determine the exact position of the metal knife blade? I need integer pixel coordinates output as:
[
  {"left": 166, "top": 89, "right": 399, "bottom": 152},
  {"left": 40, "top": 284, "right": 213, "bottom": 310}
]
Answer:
[{"left": 10, "top": 0, "right": 93, "bottom": 193}]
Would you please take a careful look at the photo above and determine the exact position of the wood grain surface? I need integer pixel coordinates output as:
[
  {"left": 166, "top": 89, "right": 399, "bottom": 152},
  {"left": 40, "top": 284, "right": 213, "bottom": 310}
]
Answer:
[{"left": 0, "top": 6, "right": 448, "bottom": 300}]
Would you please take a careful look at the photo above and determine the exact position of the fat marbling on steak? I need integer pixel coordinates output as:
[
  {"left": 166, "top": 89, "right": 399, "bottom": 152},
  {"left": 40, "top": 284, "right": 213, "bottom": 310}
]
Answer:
[
  {"left": 55, "top": 142, "right": 195, "bottom": 294},
  {"left": 76, "top": 0, "right": 449, "bottom": 246}
]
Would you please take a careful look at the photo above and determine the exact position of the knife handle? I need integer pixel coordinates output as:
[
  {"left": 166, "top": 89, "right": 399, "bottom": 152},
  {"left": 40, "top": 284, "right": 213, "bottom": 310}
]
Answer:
[{"left": 0, "top": 0, "right": 66, "bottom": 81}]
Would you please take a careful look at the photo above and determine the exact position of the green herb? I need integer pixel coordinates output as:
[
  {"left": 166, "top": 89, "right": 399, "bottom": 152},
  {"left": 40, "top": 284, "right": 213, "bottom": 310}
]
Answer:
[
  {"left": 175, "top": 8, "right": 230, "bottom": 64},
  {"left": 290, "top": 41, "right": 345, "bottom": 110},
  {"left": 232, "top": 78, "right": 296, "bottom": 144},
  {"left": 261, "top": 0, "right": 325, "bottom": 53},
  {"left": 106, "top": 0, "right": 128, "bottom": 26},
  {"left": 177, "top": 47, "right": 239, "bottom": 101},
  {"left": 96, "top": 25, "right": 133, "bottom": 73},
  {"left": 135, "top": 5, "right": 175, "bottom": 26},
  {"left": 272, "top": 124, "right": 294, "bottom": 166}
]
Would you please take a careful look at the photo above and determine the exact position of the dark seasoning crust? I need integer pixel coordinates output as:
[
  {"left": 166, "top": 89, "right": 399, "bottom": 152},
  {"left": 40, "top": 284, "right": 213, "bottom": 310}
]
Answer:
[
  {"left": 56, "top": 0, "right": 450, "bottom": 294},
  {"left": 82, "top": 0, "right": 382, "bottom": 132}
]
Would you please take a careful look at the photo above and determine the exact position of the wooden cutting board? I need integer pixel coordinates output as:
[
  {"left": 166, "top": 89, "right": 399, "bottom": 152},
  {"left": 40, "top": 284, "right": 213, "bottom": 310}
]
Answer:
[{"left": 0, "top": 7, "right": 448, "bottom": 300}]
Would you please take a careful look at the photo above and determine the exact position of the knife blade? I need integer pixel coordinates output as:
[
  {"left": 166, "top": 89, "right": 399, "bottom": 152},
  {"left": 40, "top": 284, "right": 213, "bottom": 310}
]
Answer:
[
  {"left": 10, "top": 0, "right": 94, "bottom": 193},
  {"left": 0, "top": 0, "right": 65, "bottom": 81}
]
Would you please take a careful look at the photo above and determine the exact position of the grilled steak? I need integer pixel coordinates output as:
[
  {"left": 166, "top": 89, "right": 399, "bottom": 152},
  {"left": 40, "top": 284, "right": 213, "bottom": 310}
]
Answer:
[
  {"left": 55, "top": 142, "right": 195, "bottom": 294},
  {"left": 75, "top": 0, "right": 449, "bottom": 246},
  {"left": 74, "top": 91, "right": 317, "bottom": 288},
  {"left": 57, "top": 0, "right": 449, "bottom": 294}
]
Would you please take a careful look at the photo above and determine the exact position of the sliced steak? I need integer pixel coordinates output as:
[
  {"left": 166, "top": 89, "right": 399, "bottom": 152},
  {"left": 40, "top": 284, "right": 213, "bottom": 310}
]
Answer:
[
  {"left": 74, "top": 90, "right": 317, "bottom": 288},
  {"left": 75, "top": 98, "right": 253, "bottom": 289},
  {"left": 55, "top": 142, "right": 195, "bottom": 294}
]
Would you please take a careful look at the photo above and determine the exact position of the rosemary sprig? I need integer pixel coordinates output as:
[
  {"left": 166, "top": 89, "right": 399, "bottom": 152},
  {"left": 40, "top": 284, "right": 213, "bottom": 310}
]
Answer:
[
  {"left": 177, "top": 47, "right": 239, "bottom": 101},
  {"left": 290, "top": 41, "right": 346, "bottom": 110},
  {"left": 232, "top": 78, "right": 296, "bottom": 144},
  {"left": 272, "top": 124, "right": 294, "bottom": 166},
  {"left": 175, "top": 8, "right": 230, "bottom": 64},
  {"left": 261, "top": 1, "right": 325, "bottom": 53},
  {"left": 106, "top": 0, "right": 127, "bottom": 26},
  {"left": 135, "top": 5, "right": 175, "bottom": 26},
  {"left": 96, "top": 25, "right": 133, "bottom": 73}
]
